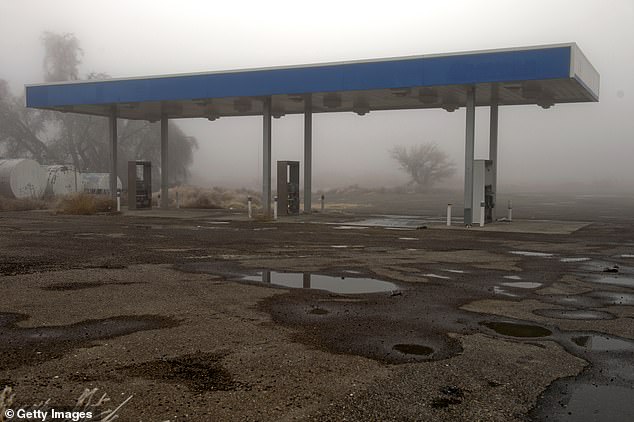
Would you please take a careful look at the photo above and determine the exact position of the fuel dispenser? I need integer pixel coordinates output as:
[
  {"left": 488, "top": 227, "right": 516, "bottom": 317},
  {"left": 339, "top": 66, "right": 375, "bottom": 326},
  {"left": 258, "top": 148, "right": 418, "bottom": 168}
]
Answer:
[
  {"left": 276, "top": 160, "right": 300, "bottom": 215},
  {"left": 472, "top": 159, "right": 494, "bottom": 224},
  {"left": 127, "top": 161, "right": 152, "bottom": 209}
]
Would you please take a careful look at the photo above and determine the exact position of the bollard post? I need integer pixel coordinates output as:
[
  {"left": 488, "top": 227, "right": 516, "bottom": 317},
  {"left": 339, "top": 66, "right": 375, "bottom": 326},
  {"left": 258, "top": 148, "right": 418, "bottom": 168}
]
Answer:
[
  {"left": 273, "top": 196, "right": 278, "bottom": 220},
  {"left": 247, "top": 196, "right": 252, "bottom": 219},
  {"left": 176, "top": 191, "right": 180, "bottom": 209},
  {"left": 508, "top": 200, "right": 513, "bottom": 222},
  {"left": 479, "top": 201, "right": 485, "bottom": 227},
  {"left": 320, "top": 194, "right": 325, "bottom": 212},
  {"left": 446, "top": 203, "right": 452, "bottom": 226},
  {"left": 116, "top": 189, "right": 121, "bottom": 212}
]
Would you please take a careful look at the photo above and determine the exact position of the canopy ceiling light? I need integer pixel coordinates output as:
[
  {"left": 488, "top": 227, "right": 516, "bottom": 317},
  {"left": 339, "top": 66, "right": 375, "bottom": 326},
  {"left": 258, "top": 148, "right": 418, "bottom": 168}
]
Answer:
[
  {"left": 352, "top": 98, "right": 370, "bottom": 116},
  {"left": 441, "top": 94, "right": 460, "bottom": 112},
  {"left": 272, "top": 107, "right": 286, "bottom": 118}
]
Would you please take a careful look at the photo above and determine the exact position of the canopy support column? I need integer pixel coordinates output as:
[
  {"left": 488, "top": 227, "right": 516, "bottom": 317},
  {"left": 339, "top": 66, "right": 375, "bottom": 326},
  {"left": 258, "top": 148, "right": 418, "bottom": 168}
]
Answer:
[
  {"left": 489, "top": 98, "right": 499, "bottom": 221},
  {"left": 262, "top": 97, "right": 272, "bottom": 217},
  {"left": 464, "top": 86, "right": 476, "bottom": 225},
  {"left": 160, "top": 115, "right": 169, "bottom": 209},
  {"left": 108, "top": 107, "right": 117, "bottom": 201},
  {"left": 303, "top": 96, "right": 312, "bottom": 213}
]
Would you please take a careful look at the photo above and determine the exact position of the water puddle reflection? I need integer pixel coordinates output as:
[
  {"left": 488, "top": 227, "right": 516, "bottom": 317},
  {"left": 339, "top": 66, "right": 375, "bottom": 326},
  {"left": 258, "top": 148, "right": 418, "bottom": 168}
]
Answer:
[{"left": 243, "top": 271, "right": 398, "bottom": 294}]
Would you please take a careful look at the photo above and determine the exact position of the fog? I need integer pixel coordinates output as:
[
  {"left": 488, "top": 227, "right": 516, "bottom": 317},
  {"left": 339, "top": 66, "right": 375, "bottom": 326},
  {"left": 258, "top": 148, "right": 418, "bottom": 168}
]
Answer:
[{"left": 1, "top": 0, "right": 632, "bottom": 192}]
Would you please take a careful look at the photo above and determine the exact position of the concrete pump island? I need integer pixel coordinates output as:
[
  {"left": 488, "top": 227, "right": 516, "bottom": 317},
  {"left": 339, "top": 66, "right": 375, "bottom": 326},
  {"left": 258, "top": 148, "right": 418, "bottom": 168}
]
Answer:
[{"left": 2, "top": 44, "right": 634, "bottom": 421}]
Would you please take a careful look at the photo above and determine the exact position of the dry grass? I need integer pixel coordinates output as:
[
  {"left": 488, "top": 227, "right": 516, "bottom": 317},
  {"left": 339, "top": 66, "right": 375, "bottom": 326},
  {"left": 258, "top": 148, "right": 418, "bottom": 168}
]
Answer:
[
  {"left": 56, "top": 193, "right": 116, "bottom": 215},
  {"left": 0, "top": 386, "right": 131, "bottom": 422},
  {"left": 0, "top": 196, "right": 48, "bottom": 211},
  {"left": 169, "top": 186, "right": 261, "bottom": 210}
]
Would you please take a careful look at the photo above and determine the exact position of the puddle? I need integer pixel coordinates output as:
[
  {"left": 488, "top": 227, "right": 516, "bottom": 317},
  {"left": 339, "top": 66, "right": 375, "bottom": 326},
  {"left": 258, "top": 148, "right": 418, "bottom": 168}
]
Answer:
[
  {"left": 510, "top": 251, "right": 554, "bottom": 257},
  {"left": 560, "top": 257, "right": 591, "bottom": 263},
  {"left": 587, "top": 291, "right": 634, "bottom": 305},
  {"left": 333, "top": 226, "right": 368, "bottom": 230},
  {"left": 243, "top": 271, "right": 398, "bottom": 294},
  {"left": 443, "top": 269, "right": 466, "bottom": 274},
  {"left": 533, "top": 309, "right": 615, "bottom": 320},
  {"left": 480, "top": 321, "right": 551, "bottom": 337},
  {"left": 493, "top": 286, "right": 518, "bottom": 297},
  {"left": 590, "top": 276, "right": 634, "bottom": 288},
  {"left": 330, "top": 245, "right": 349, "bottom": 248},
  {"left": 620, "top": 254, "right": 634, "bottom": 258},
  {"left": 542, "top": 384, "right": 634, "bottom": 422},
  {"left": 0, "top": 313, "right": 177, "bottom": 370},
  {"left": 501, "top": 281, "right": 542, "bottom": 289},
  {"left": 571, "top": 335, "right": 634, "bottom": 352},
  {"left": 503, "top": 275, "right": 522, "bottom": 280},
  {"left": 398, "top": 237, "right": 418, "bottom": 240},
  {"left": 392, "top": 343, "right": 434, "bottom": 356},
  {"left": 423, "top": 273, "right": 450, "bottom": 280}
]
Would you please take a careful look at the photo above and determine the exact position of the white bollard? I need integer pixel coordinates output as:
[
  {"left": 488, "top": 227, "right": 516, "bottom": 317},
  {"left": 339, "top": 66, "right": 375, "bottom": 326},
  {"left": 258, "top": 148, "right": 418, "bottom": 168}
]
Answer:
[
  {"left": 176, "top": 191, "right": 180, "bottom": 209},
  {"left": 116, "top": 190, "right": 121, "bottom": 212},
  {"left": 508, "top": 199, "right": 513, "bottom": 222},
  {"left": 273, "top": 196, "right": 278, "bottom": 220},
  {"left": 479, "top": 201, "right": 485, "bottom": 227},
  {"left": 446, "top": 204, "right": 452, "bottom": 226},
  {"left": 320, "top": 194, "right": 325, "bottom": 212},
  {"left": 247, "top": 196, "right": 252, "bottom": 219}
]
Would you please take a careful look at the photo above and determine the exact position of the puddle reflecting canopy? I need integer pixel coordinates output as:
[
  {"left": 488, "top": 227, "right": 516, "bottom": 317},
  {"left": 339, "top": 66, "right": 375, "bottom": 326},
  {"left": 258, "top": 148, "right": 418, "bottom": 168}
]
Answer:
[{"left": 243, "top": 271, "right": 397, "bottom": 294}]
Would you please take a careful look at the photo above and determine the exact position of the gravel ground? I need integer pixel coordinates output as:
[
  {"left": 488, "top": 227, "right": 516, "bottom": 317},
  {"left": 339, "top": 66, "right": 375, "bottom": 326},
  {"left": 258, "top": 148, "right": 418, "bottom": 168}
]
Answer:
[{"left": 0, "top": 205, "right": 633, "bottom": 421}]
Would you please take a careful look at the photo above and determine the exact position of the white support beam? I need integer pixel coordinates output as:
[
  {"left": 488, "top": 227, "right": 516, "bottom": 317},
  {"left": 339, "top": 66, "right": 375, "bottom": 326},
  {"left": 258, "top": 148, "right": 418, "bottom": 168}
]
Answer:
[
  {"left": 489, "top": 97, "right": 499, "bottom": 221},
  {"left": 464, "top": 86, "right": 476, "bottom": 225},
  {"left": 262, "top": 97, "right": 272, "bottom": 216},
  {"left": 108, "top": 107, "right": 117, "bottom": 200},
  {"left": 303, "top": 96, "right": 312, "bottom": 213},
  {"left": 160, "top": 115, "right": 169, "bottom": 209}
]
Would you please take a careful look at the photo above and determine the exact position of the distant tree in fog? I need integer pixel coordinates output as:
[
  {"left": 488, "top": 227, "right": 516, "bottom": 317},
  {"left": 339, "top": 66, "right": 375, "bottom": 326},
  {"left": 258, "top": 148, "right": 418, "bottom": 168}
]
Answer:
[
  {"left": 0, "top": 32, "right": 197, "bottom": 186},
  {"left": 390, "top": 143, "right": 455, "bottom": 190}
]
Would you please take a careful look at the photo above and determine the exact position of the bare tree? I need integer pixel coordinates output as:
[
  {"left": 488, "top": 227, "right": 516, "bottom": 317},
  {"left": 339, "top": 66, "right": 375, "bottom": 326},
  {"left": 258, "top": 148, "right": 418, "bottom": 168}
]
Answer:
[
  {"left": 390, "top": 143, "right": 456, "bottom": 190},
  {"left": 0, "top": 32, "right": 198, "bottom": 186}
]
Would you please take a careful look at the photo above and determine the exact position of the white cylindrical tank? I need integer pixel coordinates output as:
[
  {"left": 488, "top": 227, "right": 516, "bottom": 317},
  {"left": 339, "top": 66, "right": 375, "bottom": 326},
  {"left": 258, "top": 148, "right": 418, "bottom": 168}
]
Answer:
[
  {"left": 80, "top": 173, "right": 122, "bottom": 194},
  {"left": 0, "top": 159, "right": 47, "bottom": 199},
  {"left": 42, "top": 165, "right": 79, "bottom": 197}
]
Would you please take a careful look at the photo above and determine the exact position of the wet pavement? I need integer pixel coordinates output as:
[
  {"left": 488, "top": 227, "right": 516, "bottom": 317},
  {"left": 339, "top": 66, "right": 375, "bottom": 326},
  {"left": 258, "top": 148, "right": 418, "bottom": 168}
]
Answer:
[{"left": 0, "top": 205, "right": 633, "bottom": 421}]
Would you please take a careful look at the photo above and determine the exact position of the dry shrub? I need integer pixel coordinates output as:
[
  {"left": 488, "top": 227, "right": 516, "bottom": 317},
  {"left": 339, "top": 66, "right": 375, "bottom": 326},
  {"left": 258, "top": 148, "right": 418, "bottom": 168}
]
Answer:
[
  {"left": 169, "top": 186, "right": 260, "bottom": 210},
  {"left": 56, "top": 193, "right": 116, "bottom": 215},
  {"left": 0, "top": 196, "right": 48, "bottom": 211}
]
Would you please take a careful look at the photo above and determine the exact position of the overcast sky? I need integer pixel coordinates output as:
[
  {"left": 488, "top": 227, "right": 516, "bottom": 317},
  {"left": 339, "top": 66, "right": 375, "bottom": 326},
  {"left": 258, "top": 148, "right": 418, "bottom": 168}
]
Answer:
[{"left": 1, "top": 0, "right": 632, "bottom": 191}]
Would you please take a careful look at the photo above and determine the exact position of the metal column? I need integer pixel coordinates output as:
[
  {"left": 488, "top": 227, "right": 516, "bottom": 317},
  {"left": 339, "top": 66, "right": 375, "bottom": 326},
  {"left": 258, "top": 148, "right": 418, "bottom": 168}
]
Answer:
[
  {"left": 303, "top": 96, "right": 312, "bottom": 213},
  {"left": 489, "top": 97, "right": 499, "bottom": 221},
  {"left": 160, "top": 115, "right": 168, "bottom": 209},
  {"left": 262, "top": 97, "right": 272, "bottom": 216},
  {"left": 108, "top": 107, "right": 117, "bottom": 200},
  {"left": 463, "top": 86, "right": 476, "bottom": 225}
]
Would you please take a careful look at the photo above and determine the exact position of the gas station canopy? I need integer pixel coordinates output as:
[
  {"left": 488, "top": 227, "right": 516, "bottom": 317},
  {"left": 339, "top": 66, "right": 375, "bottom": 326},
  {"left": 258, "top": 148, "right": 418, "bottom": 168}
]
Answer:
[
  {"left": 26, "top": 43, "right": 599, "bottom": 120},
  {"left": 24, "top": 43, "right": 600, "bottom": 223}
]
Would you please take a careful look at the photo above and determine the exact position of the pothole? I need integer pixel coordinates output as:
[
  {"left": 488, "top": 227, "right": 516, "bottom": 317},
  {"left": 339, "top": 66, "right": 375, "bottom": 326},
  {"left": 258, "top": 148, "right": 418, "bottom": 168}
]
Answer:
[
  {"left": 571, "top": 335, "right": 634, "bottom": 352},
  {"left": 501, "top": 281, "right": 542, "bottom": 289},
  {"left": 586, "top": 291, "right": 634, "bottom": 305},
  {"left": 480, "top": 321, "right": 551, "bottom": 338},
  {"left": 242, "top": 271, "right": 398, "bottom": 294},
  {"left": 392, "top": 343, "right": 434, "bottom": 356},
  {"left": 533, "top": 309, "right": 615, "bottom": 320}
]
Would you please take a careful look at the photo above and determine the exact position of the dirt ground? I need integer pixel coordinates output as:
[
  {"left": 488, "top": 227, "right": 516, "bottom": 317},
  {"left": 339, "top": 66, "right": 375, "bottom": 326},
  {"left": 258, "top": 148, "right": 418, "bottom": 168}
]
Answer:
[{"left": 1, "top": 192, "right": 633, "bottom": 421}]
